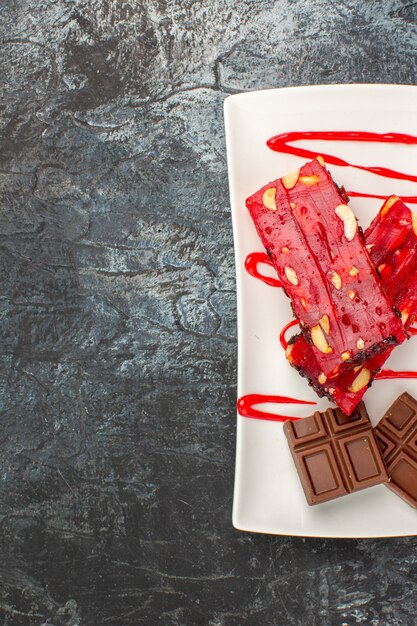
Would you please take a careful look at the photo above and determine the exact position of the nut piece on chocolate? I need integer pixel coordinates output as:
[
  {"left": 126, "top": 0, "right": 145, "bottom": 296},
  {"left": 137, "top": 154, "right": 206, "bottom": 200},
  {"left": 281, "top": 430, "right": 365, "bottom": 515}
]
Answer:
[
  {"left": 374, "top": 392, "right": 417, "bottom": 509},
  {"left": 284, "top": 403, "right": 388, "bottom": 505}
]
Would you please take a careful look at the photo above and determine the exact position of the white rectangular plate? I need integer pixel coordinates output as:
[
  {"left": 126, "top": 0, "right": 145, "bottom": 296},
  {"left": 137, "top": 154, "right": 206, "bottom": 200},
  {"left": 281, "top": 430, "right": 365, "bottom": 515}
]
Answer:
[{"left": 225, "top": 84, "right": 417, "bottom": 538}]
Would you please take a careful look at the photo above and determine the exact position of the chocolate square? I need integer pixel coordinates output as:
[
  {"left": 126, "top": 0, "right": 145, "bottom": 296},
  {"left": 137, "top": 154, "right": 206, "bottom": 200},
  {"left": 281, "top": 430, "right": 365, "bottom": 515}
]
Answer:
[
  {"left": 284, "top": 403, "right": 388, "bottom": 505},
  {"left": 298, "top": 443, "right": 347, "bottom": 502},
  {"left": 374, "top": 392, "right": 417, "bottom": 508}
]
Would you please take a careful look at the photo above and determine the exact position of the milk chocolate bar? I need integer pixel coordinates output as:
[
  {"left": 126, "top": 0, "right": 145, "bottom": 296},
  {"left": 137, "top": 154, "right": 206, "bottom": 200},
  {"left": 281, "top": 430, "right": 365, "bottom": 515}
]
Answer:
[
  {"left": 286, "top": 197, "right": 417, "bottom": 414},
  {"left": 374, "top": 392, "right": 417, "bottom": 508},
  {"left": 284, "top": 403, "right": 388, "bottom": 505},
  {"left": 246, "top": 160, "right": 406, "bottom": 376}
]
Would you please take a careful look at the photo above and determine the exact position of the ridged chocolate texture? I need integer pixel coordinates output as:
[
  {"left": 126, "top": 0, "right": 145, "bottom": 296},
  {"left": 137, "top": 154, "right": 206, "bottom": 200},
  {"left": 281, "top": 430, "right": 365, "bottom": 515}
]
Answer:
[
  {"left": 374, "top": 392, "right": 417, "bottom": 509},
  {"left": 284, "top": 403, "right": 388, "bottom": 505}
]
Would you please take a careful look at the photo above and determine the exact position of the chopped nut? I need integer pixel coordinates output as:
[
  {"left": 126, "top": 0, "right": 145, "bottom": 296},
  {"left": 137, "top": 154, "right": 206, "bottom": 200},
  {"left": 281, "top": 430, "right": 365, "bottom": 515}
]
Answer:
[
  {"left": 381, "top": 195, "right": 400, "bottom": 218},
  {"left": 285, "top": 344, "right": 294, "bottom": 363},
  {"left": 348, "top": 367, "right": 371, "bottom": 393},
  {"left": 262, "top": 187, "right": 277, "bottom": 211},
  {"left": 412, "top": 209, "right": 417, "bottom": 236},
  {"left": 348, "top": 289, "right": 356, "bottom": 300},
  {"left": 290, "top": 202, "right": 296, "bottom": 210},
  {"left": 319, "top": 314, "right": 330, "bottom": 335},
  {"left": 299, "top": 174, "right": 320, "bottom": 186},
  {"left": 341, "top": 351, "right": 351, "bottom": 361},
  {"left": 328, "top": 387, "right": 335, "bottom": 396},
  {"left": 281, "top": 246, "right": 290, "bottom": 254},
  {"left": 316, "top": 155, "right": 325, "bottom": 166},
  {"left": 378, "top": 263, "right": 392, "bottom": 278},
  {"left": 284, "top": 266, "right": 299, "bottom": 285},
  {"left": 300, "top": 296, "right": 308, "bottom": 310},
  {"left": 330, "top": 271, "right": 342, "bottom": 290},
  {"left": 356, "top": 338, "right": 365, "bottom": 349},
  {"left": 318, "top": 372, "right": 327, "bottom": 384},
  {"left": 366, "top": 244, "right": 374, "bottom": 252},
  {"left": 349, "top": 266, "right": 359, "bottom": 277},
  {"left": 311, "top": 324, "right": 333, "bottom": 353},
  {"left": 401, "top": 309, "right": 409, "bottom": 324},
  {"left": 335, "top": 204, "right": 357, "bottom": 241},
  {"left": 281, "top": 169, "right": 300, "bottom": 190}
]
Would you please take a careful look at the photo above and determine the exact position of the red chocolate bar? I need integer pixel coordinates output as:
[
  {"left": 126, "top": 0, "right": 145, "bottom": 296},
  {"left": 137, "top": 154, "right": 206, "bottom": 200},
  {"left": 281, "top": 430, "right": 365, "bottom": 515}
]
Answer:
[
  {"left": 287, "top": 334, "right": 391, "bottom": 415},
  {"left": 284, "top": 403, "right": 388, "bottom": 505},
  {"left": 286, "top": 197, "right": 417, "bottom": 414},
  {"left": 366, "top": 196, "right": 417, "bottom": 327},
  {"left": 246, "top": 159, "right": 406, "bottom": 377},
  {"left": 374, "top": 392, "right": 417, "bottom": 508}
]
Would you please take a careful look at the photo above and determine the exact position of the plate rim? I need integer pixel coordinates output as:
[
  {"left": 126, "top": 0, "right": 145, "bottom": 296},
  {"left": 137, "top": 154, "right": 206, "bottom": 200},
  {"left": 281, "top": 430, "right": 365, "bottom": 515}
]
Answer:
[
  {"left": 225, "top": 83, "right": 417, "bottom": 538},
  {"left": 224, "top": 82, "right": 417, "bottom": 110}
]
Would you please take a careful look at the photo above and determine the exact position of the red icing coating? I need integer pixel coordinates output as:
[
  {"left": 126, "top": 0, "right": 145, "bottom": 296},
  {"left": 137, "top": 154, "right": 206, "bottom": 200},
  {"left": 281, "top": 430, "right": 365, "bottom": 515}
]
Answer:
[
  {"left": 237, "top": 394, "right": 315, "bottom": 422},
  {"left": 244, "top": 252, "right": 281, "bottom": 287}
]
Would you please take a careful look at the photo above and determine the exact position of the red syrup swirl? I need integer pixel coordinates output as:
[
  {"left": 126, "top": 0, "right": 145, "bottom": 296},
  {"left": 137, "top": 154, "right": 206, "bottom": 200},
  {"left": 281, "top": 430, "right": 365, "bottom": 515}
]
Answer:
[
  {"left": 237, "top": 394, "right": 315, "bottom": 422},
  {"left": 279, "top": 319, "right": 299, "bottom": 350},
  {"left": 267, "top": 131, "right": 417, "bottom": 203},
  {"left": 347, "top": 191, "right": 417, "bottom": 204},
  {"left": 267, "top": 131, "right": 417, "bottom": 181},
  {"left": 244, "top": 252, "right": 281, "bottom": 287}
]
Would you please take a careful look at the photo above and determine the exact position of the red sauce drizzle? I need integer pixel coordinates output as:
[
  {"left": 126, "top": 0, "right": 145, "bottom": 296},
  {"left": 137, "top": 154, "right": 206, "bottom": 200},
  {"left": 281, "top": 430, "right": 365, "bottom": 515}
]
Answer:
[
  {"left": 237, "top": 394, "right": 315, "bottom": 422},
  {"left": 376, "top": 370, "right": 417, "bottom": 380},
  {"left": 279, "top": 319, "right": 299, "bottom": 350},
  {"left": 238, "top": 130, "right": 417, "bottom": 421},
  {"left": 244, "top": 252, "right": 281, "bottom": 287},
  {"left": 267, "top": 131, "right": 417, "bottom": 185},
  {"left": 347, "top": 191, "right": 417, "bottom": 204}
]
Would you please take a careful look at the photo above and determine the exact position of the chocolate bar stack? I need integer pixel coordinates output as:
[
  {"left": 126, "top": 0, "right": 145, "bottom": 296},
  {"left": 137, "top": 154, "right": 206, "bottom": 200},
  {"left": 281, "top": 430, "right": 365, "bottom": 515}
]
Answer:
[
  {"left": 284, "top": 393, "right": 417, "bottom": 509},
  {"left": 246, "top": 158, "right": 417, "bottom": 415}
]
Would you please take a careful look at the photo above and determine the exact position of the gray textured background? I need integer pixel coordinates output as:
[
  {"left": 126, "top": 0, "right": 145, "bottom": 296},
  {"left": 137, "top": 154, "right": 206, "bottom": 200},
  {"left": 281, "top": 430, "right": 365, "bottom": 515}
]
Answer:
[{"left": 0, "top": 1, "right": 417, "bottom": 624}]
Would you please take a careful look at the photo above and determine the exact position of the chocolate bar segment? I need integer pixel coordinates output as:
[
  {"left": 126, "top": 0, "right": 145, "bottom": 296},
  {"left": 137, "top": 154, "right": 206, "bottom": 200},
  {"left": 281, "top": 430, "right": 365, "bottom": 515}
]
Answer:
[
  {"left": 286, "top": 197, "right": 417, "bottom": 414},
  {"left": 374, "top": 392, "right": 417, "bottom": 508},
  {"left": 284, "top": 403, "right": 388, "bottom": 505},
  {"left": 246, "top": 160, "right": 406, "bottom": 376}
]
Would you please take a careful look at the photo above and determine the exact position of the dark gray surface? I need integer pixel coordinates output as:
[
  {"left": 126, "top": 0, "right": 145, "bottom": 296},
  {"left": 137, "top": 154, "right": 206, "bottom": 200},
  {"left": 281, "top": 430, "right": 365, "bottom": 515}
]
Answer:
[{"left": 0, "top": 1, "right": 416, "bottom": 624}]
